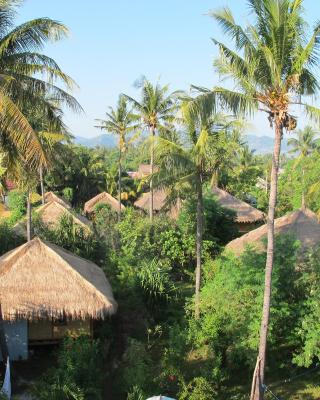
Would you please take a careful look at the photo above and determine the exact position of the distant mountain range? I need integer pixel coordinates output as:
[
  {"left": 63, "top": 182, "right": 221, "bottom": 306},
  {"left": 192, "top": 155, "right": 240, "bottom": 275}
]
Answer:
[
  {"left": 244, "top": 135, "right": 290, "bottom": 154},
  {"left": 74, "top": 134, "right": 116, "bottom": 148},
  {"left": 73, "top": 134, "right": 290, "bottom": 155}
]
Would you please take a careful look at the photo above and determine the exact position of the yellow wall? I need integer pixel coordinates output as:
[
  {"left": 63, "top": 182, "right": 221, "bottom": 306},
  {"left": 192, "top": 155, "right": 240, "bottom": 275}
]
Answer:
[{"left": 28, "top": 319, "right": 91, "bottom": 342}]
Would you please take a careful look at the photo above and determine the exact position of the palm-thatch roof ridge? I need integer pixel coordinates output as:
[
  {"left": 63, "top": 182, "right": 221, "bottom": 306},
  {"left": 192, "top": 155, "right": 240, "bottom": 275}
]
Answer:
[
  {"left": 13, "top": 200, "right": 92, "bottom": 238},
  {"left": 134, "top": 189, "right": 181, "bottom": 219},
  {"left": 212, "top": 187, "right": 265, "bottom": 223},
  {"left": 0, "top": 238, "right": 117, "bottom": 320},
  {"left": 44, "top": 191, "right": 71, "bottom": 209},
  {"left": 84, "top": 192, "right": 125, "bottom": 214},
  {"left": 134, "top": 189, "right": 167, "bottom": 212},
  {"left": 37, "top": 201, "right": 91, "bottom": 231},
  {"left": 226, "top": 208, "right": 320, "bottom": 255}
]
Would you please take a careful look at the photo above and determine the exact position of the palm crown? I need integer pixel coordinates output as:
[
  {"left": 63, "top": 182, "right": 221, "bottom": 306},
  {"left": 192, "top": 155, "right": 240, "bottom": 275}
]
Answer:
[
  {"left": 124, "top": 79, "right": 177, "bottom": 133},
  {"left": 196, "top": 0, "right": 320, "bottom": 126},
  {"left": 0, "top": 0, "right": 81, "bottom": 167},
  {"left": 288, "top": 125, "right": 320, "bottom": 158},
  {"left": 95, "top": 96, "right": 138, "bottom": 152}
]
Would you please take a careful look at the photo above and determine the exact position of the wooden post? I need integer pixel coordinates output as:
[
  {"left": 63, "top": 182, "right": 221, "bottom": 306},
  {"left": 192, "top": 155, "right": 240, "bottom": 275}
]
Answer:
[{"left": 0, "top": 304, "right": 9, "bottom": 362}]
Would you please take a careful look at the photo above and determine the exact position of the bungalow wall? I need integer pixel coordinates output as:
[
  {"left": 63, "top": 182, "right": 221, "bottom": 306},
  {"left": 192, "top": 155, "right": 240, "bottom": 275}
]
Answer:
[{"left": 1, "top": 318, "right": 92, "bottom": 361}]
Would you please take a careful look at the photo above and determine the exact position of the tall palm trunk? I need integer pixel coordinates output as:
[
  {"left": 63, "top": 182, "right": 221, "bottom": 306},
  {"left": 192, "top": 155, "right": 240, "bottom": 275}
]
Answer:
[
  {"left": 26, "top": 190, "right": 32, "bottom": 241},
  {"left": 118, "top": 144, "right": 122, "bottom": 222},
  {"left": 251, "top": 119, "right": 283, "bottom": 400},
  {"left": 149, "top": 126, "right": 155, "bottom": 222},
  {"left": 195, "top": 175, "right": 203, "bottom": 319},
  {"left": 301, "top": 167, "right": 305, "bottom": 209},
  {"left": 40, "top": 165, "right": 45, "bottom": 205}
]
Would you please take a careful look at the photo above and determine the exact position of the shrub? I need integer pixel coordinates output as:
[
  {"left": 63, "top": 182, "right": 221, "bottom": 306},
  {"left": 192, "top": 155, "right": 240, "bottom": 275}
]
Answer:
[
  {"left": 179, "top": 377, "right": 217, "bottom": 400},
  {"left": 0, "top": 221, "right": 23, "bottom": 256},
  {"left": 121, "top": 339, "right": 153, "bottom": 394},
  {"left": 7, "top": 189, "right": 26, "bottom": 223},
  {"left": 32, "top": 335, "right": 104, "bottom": 400}
]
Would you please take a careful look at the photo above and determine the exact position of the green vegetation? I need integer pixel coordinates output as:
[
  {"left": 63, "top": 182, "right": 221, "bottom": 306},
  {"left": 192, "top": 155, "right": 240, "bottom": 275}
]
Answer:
[{"left": 1, "top": 0, "right": 320, "bottom": 399}]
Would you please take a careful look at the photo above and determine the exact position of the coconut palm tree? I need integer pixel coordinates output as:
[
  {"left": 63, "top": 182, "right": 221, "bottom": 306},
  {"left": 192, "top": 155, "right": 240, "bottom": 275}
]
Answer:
[
  {"left": 154, "top": 96, "right": 230, "bottom": 318},
  {"left": 28, "top": 103, "right": 71, "bottom": 204},
  {"left": 288, "top": 126, "right": 319, "bottom": 208},
  {"left": 95, "top": 96, "right": 138, "bottom": 220},
  {"left": 0, "top": 0, "right": 81, "bottom": 169},
  {"left": 196, "top": 1, "right": 320, "bottom": 397},
  {"left": 123, "top": 79, "right": 177, "bottom": 221}
]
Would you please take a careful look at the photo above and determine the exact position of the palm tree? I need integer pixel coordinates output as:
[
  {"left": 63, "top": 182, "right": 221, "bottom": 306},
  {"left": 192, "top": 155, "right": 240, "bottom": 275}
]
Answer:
[
  {"left": 288, "top": 126, "right": 319, "bottom": 208},
  {"left": 124, "top": 79, "right": 177, "bottom": 221},
  {"left": 33, "top": 106, "right": 71, "bottom": 205},
  {"left": 0, "top": 0, "right": 81, "bottom": 169},
  {"left": 95, "top": 96, "right": 138, "bottom": 220},
  {"left": 197, "top": 2, "right": 320, "bottom": 397},
  {"left": 154, "top": 96, "right": 230, "bottom": 317}
]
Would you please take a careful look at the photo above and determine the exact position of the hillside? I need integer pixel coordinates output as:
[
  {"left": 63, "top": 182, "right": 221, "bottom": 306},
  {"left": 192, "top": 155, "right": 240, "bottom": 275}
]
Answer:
[{"left": 74, "top": 133, "right": 290, "bottom": 154}]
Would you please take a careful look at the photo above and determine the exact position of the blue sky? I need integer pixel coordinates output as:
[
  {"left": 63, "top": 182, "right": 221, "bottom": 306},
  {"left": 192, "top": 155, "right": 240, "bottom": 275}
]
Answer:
[{"left": 17, "top": 0, "right": 319, "bottom": 138}]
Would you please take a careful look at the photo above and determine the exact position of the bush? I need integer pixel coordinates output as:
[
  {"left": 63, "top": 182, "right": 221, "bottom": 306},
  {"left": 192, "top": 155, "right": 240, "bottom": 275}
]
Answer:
[
  {"left": 179, "top": 377, "right": 217, "bottom": 400},
  {"left": 35, "top": 213, "right": 107, "bottom": 266},
  {"left": 121, "top": 338, "right": 153, "bottom": 395},
  {"left": 0, "top": 221, "right": 23, "bottom": 256},
  {"left": 189, "top": 236, "right": 302, "bottom": 376},
  {"left": 32, "top": 335, "right": 104, "bottom": 400},
  {"left": 7, "top": 189, "right": 26, "bottom": 223},
  {"left": 178, "top": 193, "right": 238, "bottom": 254}
]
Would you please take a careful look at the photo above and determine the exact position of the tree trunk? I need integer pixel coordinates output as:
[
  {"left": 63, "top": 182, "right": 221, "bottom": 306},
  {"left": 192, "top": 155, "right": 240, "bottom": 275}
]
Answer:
[
  {"left": 251, "top": 119, "right": 283, "bottom": 400},
  {"left": 301, "top": 167, "right": 306, "bottom": 209},
  {"left": 118, "top": 144, "right": 122, "bottom": 222},
  {"left": 40, "top": 165, "right": 45, "bottom": 205},
  {"left": 0, "top": 304, "right": 8, "bottom": 362},
  {"left": 26, "top": 190, "right": 32, "bottom": 242},
  {"left": 195, "top": 177, "right": 203, "bottom": 319},
  {"left": 149, "top": 126, "right": 155, "bottom": 222}
]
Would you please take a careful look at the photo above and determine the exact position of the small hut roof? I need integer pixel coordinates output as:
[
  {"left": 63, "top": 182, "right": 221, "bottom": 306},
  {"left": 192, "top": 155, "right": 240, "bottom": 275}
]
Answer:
[
  {"left": 84, "top": 192, "right": 125, "bottom": 214},
  {"left": 226, "top": 208, "right": 320, "bottom": 255},
  {"left": 212, "top": 187, "right": 265, "bottom": 223},
  {"left": 135, "top": 164, "right": 159, "bottom": 179},
  {"left": 0, "top": 238, "right": 117, "bottom": 320},
  {"left": 44, "top": 191, "right": 71, "bottom": 209},
  {"left": 134, "top": 189, "right": 181, "bottom": 219},
  {"left": 134, "top": 189, "right": 167, "bottom": 212},
  {"left": 13, "top": 201, "right": 92, "bottom": 238},
  {"left": 138, "top": 164, "right": 152, "bottom": 177},
  {"left": 37, "top": 201, "right": 92, "bottom": 230}
]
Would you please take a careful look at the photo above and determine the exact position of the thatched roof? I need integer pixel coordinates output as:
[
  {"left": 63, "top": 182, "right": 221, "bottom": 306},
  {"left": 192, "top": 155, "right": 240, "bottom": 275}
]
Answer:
[
  {"left": 134, "top": 164, "right": 159, "bottom": 179},
  {"left": 134, "top": 189, "right": 181, "bottom": 219},
  {"left": 13, "top": 201, "right": 92, "bottom": 238},
  {"left": 38, "top": 201, "right": 91, "bottom": 230},
  {"left": 0, "top": 238, "right": 117, "bottom": 320},
  {"left": 212, "top": 187, "right": 265, "bottom": 223},
  {"left": 226, "top": 208, "right": 320, "bottom": 255},
  {"left": 84, "top": 192, "right": 125, "bottom": 214},
  {"left": 44, "top": 191, "right": 71, "bottom": 209}
]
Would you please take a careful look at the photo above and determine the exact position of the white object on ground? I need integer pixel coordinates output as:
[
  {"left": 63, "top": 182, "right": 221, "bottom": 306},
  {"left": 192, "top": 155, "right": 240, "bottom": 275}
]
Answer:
[
  {"left": 1, "top": 357, "right": 11, "bottom": 399},
  {"left": 146, "top": 397, "right": 176, "bottom": 400}
]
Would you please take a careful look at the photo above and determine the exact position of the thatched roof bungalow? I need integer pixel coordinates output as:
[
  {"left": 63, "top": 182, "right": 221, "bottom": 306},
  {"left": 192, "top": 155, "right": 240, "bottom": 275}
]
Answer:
[
  {"left": 84, "top": 192, "right": 125, "bottom": 216},
  {"left": 0, "top": 238, "right": 117, "bottom": 359},
  {"left": 37, "top": 201, "right": 91, "bottom": 231},
  {"left": 226, "top": 208, "right": 320, "bottom": 255},
  {"left": 13, "top": 201, "right": 92, "bottom": 238},
  {"left": 134, "top": 189, "right": 181, "bottom": 219},
  {"left": 212, "top": 187, "right": 265, "bottom": 233},
  {"left": 44, "top": 191, "right": 71, "bottom": 209}
]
